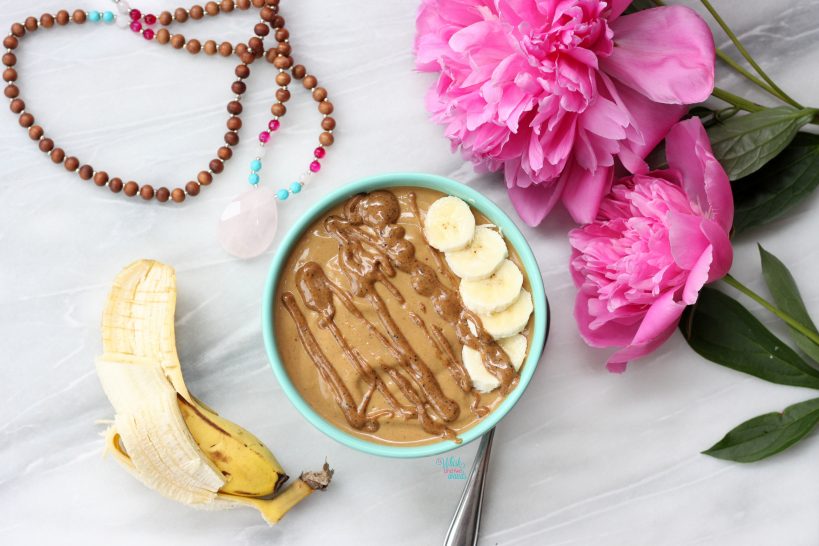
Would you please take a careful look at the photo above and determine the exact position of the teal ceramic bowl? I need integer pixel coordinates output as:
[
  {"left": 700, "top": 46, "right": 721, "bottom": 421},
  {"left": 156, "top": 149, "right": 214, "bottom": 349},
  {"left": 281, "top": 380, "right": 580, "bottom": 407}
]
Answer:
[{"left": 262, "top": 172, "right": 549, "bottom": 458}]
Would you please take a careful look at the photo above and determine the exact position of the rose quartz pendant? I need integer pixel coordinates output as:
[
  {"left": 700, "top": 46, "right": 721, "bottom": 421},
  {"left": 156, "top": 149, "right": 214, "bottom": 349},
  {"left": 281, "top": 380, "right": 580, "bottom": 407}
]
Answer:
[{"left": 219, "top": 187, "right": 279, "bottom": 259}]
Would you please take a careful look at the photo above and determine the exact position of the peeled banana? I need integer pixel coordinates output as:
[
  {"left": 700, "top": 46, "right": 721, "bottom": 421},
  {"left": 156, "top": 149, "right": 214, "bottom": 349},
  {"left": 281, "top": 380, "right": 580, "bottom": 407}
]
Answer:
[{"left": 97, "top": 260, "right": 332, "bottom": 525}]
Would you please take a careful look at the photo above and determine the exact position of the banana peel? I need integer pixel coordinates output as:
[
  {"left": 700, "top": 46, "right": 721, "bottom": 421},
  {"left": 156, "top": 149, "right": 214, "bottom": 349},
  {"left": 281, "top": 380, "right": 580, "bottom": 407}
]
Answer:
[{"left": 97, "top": 259, "right": 332, "bottom": 524}]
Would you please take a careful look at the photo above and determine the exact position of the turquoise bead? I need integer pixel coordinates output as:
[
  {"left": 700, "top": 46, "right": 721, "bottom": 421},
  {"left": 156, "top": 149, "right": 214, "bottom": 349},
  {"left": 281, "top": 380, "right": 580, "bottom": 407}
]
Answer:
[
  {"left": 277, "top": 189, "right": 289, "bottom": 201},
  {"left": 88, "top": 11, "right": 101, "bottom": 22},
  {"left": 250, "top": 159, "right": 262, "bottom": 172},
  {"left": 248, "top": 173, "right": 260, "bottom": 185},
  {"left": 289, "top": 182, "right": 302, "bottom": 194},
  {"left": 102, "top": 11, "right": 115, "bottom": 23}
]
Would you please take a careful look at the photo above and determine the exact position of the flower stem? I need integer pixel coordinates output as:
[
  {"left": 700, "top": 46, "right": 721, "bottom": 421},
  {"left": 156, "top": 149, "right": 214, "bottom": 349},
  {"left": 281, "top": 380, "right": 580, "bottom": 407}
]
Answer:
[
  {"left": 714, "top": 50, "right": 789, "bottom": 101},
  {"left": 723, "top": 274, "right": 819, "bottom": 347},
  {"left": 711, "top": 87, "right": 765, "bottom": 112},
  {"left": 699, "top": 0, "right": 803, "bottom": 109}
]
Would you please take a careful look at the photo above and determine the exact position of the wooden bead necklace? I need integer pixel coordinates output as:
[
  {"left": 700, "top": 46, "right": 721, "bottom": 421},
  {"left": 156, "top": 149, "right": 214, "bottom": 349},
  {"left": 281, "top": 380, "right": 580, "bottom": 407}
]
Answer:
[{"left": 3, "top": 0, "right": 336, "bottom": 258}]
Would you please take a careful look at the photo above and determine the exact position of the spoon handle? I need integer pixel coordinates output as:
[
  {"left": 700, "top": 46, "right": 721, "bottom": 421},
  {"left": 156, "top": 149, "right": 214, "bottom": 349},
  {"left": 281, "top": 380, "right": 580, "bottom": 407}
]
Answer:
[{"left": 443, "top": 428, "right": 496, "bottom": 546}]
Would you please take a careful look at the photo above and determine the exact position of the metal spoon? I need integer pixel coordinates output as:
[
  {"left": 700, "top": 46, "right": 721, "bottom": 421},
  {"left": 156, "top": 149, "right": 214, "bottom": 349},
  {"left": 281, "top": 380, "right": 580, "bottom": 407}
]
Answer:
[{"left": 443, "top": 427, "right": 495, "bottom": 546}]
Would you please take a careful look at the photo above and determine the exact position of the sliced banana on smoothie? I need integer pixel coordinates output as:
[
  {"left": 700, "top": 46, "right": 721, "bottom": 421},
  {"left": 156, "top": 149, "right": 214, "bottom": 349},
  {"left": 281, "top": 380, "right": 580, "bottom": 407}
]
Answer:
[
  {"left": 478, "top": 289, "right": 533, "bottom": 339},
  {"left": 445, "top": 226, "right": 508, "bottom": 280},
  {"left": 424, "top": 195, "right": 476, "bottom": 252},
  {"left": 498, "top": 334, "right": 527, "bottom": 371},
  {"left": 459, "top": 259, "right": 523, "bottom": 314},
  {"left": 462, "top": 346, "right": 501, "bottom": 393}
]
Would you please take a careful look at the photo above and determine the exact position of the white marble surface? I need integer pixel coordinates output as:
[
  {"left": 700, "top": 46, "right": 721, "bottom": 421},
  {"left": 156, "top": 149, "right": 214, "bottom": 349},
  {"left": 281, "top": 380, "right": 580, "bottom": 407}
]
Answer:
[{"left": 2, "top": 1, "right": 819, "bottom": 544}]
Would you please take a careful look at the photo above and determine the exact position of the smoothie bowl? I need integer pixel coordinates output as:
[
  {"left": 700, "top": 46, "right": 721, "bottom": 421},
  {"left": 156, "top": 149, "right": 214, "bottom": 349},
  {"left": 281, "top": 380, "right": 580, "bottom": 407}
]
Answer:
[{"left": 263, "top": 173, "right": 548, "bottom": 458}]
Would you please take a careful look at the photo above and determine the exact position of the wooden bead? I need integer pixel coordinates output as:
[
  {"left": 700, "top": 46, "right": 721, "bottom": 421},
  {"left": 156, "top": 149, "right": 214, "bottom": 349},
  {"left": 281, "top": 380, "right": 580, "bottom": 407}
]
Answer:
[
  {"left": 204, "top": 40, "right": 217, "bottom": 55},
  {"left": 55, "top": 11, "right": 70, "bottom": 25},
  {"left": 4, "top": 84, "right": 19, "bottom": 98},
  {"left": 318, "top": 101, "right": 334, "bottom": 115},
  {"left": 235, "top": 43, "right": 249, "bottom": 57},
  {"left": 273, "top": 55, "right": 292, "bottom": 69},
  {"left": 9, "top": 98, "right": 24, "bottom": 113},
  {"left": 236, "top": 0, "right": 251, "bottom": 9},
  {"left": 171, "top": 34, "right": 186, "bottom": 49},
  {"left": 39, "top": 138, "right": 54, "bottom": 152},
  {"left": 303, "top": 75, "right": 317, "bottom": 89},
  {"left": 241, "top": 52, "right": 255, "bottom": 65},
  {"left": 220, "top": 0, "right": 235, "bottom": 13},
  {"left": 275, "top": 28, "right": 289, "bottom": 41},
  {"left": 140, "top": 185, "right": 155, "bottom": 200},
  {"left": 18, "top": 112, "right": 34, "bottom": 128},
  {"left": 186, "top": 39, "right": 201, "bottom": 54},
  {"left": 3, "top": 36, "right": 18, "bottom": 49},
  {"left": 276, "top": 89, "right": 290, "bottom": 102},
  {"left": 219, "top": 42, "right": 233, "bottom": 56},
  {"left": 248, "top": 37, "right": 263, "bottom": 56},
  {"left": 277, "top": 42, "right": 291, "bottom": 56},
  {"left": 109, "top": 178, "right": 123, "bottom": 192},
  {"left": 25, "top": 17, "right": 39, "bottom": 31},
  {"left": 254, "top": 23, "right": 269, "bottom": 37},
  {"left": 270, "top": 103, "right": 286, "bottom": 117},
  {"left": 190, "top": 5, "right": 205, "bottom": 19},
  {"left": 275, "top": 72, "right": 291, "bottom": 86},
  {"left": 260, "top": 6, "right": 275, "bottom": 21},
  {"left": 312, "top": 87, "right": 327, "bottom": 102},
  {"left": 4, "top": 68, "right": 18, "bottom": 82},
  {"left": 321, "top": 117, "right": 336, "bottom": 131},
  {"left": 40, "top": 14, "right": 55, "bottom": 28},
  {"left": 72, "top": 10, "right": 87, "bottom": 24},
  {"left": 79, "top": 165, "right": 94, "bottom": 180},
  {"left": 252, "top": 0, "right": 265, "bottom": 7},
  {"left": 28, "top": 125, "right": 43, "bottom": 140},
  {"left": 157, "top": 29, "right": 170, "bottom": 44},
  {"left": 50, "top": 148, "right": 65, "bottom": 163},
  {"left": 205, "top": 2, "right": 220, "bottom": 15},
  {"left": 235, "top": 64, "right": 250, "bottom": 78},
  {"left": 225, "top": 131, "right": 239, "bottom": 145},
  {"left": 271, "top": 15, "right": 285, "bottom": 28},
  {"left": 266, "top": 49, "right": 278, "bottom": 63},
  {"left": 94, "top": 171, "right": 109, "bottom": 186},
  {"left": 186, "top": 181, "right": 201, "bottom": 196},
  {"left": 64, "top": 156, "right": 79, "bottom": 171},
  {"left": 159, "top": 11, "right": 173, "bottom": 25},
  {"left": 198, "top": 171, "right": 213, "bottom": 185},
  {"left": 231, "top": 81, "right": 246, "bottom": 95},
  {"left": 10, "top": 23, "right": 25, "bottom": 37},
  {"left": 218, "top": 146, "right": 232, "bottom": 160},
  {"left": 156, "top": 187, "right": 170, "bottom": 202},
  {"left": 266, "top": 0, "right": 280, "bottom": 5},
  {"left": 3, "top": 53, "right": 16, "bottom": 67},
  {"left": 171, "top": 188, "right": 186, "bottom": 203},
  {"left": 291, "top": 64, "right": 306, "bottom": 79},
  {"left": 227, "top": 117, "right": 242, "bottom": 131},
  {"left": 124, "top": 181, "right": 139, "bottom": 197},
  {"left": 174, "top": 8, "right": 188, "bottom": 22},
  {"left": 209, "top": 159, "right": 224, "bottom": 173},
  {"left": 319, "top": 132, "right": 334, "bottom": 146}
]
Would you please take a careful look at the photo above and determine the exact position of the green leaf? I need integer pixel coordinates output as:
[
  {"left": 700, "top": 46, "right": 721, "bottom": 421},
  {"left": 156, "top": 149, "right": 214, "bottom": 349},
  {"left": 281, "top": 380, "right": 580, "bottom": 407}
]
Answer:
[
  {"left": 759, "top": 245, "right": 819, "bottom": 365},
  {"left": 732, "top": 133, "right": 819, "bottom": 233},
  {"left": 703, "top": 397, "right": 819, "bottom": 462},
  {"left": 680, "top": 287, "right": 819, "bottom": 388},
  {"left": 707, "top": 107, "right": 816, "bottom": 180},
  {"left": 623, "top": 0, "right": 657, "bottom": 14}
]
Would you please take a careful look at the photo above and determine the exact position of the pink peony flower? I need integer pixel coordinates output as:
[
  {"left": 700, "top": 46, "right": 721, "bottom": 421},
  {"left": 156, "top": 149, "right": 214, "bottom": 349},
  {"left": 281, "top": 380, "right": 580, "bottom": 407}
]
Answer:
[
  {"left": 569, "top": 118, "right": 733, "bottom": 372},
  {"left": 414, "top": 0, "right": 715, "bottom": 225}
]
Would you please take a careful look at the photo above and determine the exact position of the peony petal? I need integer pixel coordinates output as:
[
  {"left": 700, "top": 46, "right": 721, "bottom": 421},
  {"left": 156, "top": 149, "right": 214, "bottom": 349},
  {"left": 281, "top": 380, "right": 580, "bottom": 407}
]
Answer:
[
  {"left": 561, "top": 163, "right": 614, "bottom": 224},
  {"left": 605, "top": 289, "right": 686, "bottom": 371},
  {"left": 507, "top": 177, "right": 565, "bottom": 226},
  {"left": 574, "top": 291, "right": 641, "bottom": 349},
  {"left": 682, "top": 245, "right": 712, "bottom": 304},
  {"left": 601, "top": 6, "right": 715, "bottom": 104},
  {"left": 667, "top": 210, "right": 710, "bottom": 270},
  {"left": 606, "top": 0, "right": 634, "bottom": 21},
  {"left": 699, "top": 217, "right": 733, "bottom": 281},
  {"left": 666, "top": 118, "right": 734, "bottom": 232}
]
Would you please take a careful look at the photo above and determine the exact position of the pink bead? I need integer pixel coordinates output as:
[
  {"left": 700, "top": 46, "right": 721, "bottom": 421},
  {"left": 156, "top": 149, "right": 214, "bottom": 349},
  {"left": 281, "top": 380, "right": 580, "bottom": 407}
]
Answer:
[
  {"left": 268, "top": 119, "right": 280, "bottom": 131},
  {"left": 258, "top": 131, "right": 270, "bottom": 143},
  {"left": 129, "top": 9, "right": 141, "bottom": 21},
  {"left": 310, "top": 161, "right": 321, "bottom": 173},
  {"left": 314, "top": 147, "right": 326, "bottom": 159},
  {"left": 143, "top": 13, "right": 157, "bottom": 25},
  {"left": 130, "top": 21, "right": 142, "bottom": 32},
  {"left": 143, "top": 29, "right": 155, "bottom": 40}
]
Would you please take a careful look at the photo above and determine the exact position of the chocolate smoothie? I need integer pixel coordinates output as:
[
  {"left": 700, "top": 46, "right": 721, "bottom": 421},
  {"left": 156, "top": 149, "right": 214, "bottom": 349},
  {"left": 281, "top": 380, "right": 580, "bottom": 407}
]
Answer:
[{"left": 274, "top": 187, "right": 533, "bottom": 446}]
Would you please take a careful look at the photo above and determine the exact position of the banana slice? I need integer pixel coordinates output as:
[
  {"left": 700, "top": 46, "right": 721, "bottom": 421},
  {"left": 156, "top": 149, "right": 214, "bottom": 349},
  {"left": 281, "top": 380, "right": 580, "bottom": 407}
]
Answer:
[
  {"left": 478, "top": 289, "right": 533, "bottom": 339},
  {"left": 424, "top": 196, "right": 476, "bottom": 252},
  {"left": 498, "top": 334, "right": 528, "bottom": 371},
  {"left": 445, "top": 226, "right": 508, "bottom": 280},
  {"left": 459, "top": 259, "right": 523, "bottom": 314},
  {"left": 461, "top": 346, "right": 501, "bottom": 393}
]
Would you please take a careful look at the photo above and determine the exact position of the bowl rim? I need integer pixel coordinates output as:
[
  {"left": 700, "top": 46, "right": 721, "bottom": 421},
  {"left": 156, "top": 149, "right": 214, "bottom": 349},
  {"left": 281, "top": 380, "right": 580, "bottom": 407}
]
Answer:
[{"left": 262, "top": 172, "right": 549, "bottom": 458}]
